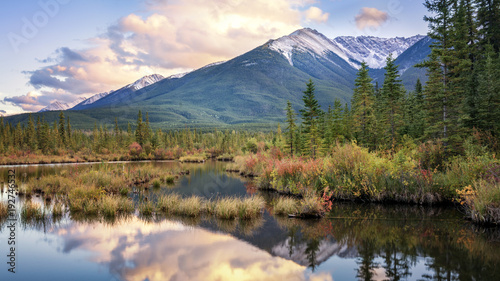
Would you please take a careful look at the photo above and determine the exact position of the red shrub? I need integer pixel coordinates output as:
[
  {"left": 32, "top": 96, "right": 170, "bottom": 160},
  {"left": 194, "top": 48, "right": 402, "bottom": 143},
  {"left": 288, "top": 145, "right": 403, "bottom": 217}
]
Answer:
[{"left": 129, "top": 142, "right": 142, "bottom": 157}]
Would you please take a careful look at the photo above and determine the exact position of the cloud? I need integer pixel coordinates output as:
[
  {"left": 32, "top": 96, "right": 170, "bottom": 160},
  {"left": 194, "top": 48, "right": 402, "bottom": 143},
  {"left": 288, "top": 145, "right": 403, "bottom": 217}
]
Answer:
[
  {"left": 304, "top": 7, "right": 329, "bottom": 23},
  {"left": 355, "top": 7, "right": 388, "bottom": 30},
  {"left": 51, "top": 218, "right": 334, "bottom": 281},
  {"left": 11, "top": 0, "right": 310, "bottom": 112},
  {"left": 0, "top": 110, "right": 6, "bottom": 114},
  {"left": 3, "top": 91, "right": 45, "bottom": 112}
]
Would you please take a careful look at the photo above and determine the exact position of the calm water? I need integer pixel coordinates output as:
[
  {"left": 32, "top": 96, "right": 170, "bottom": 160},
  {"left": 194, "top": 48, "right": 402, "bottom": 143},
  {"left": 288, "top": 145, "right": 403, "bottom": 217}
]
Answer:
[{"left": 0, "top": 161, "right": 499, "bottom": 281}]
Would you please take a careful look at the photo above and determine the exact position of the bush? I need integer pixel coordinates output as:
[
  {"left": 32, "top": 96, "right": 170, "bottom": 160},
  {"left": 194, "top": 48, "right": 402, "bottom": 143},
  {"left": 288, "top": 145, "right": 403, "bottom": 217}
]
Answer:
[{"left": 129, "top": 142, "right": 142, "bottom": 157}]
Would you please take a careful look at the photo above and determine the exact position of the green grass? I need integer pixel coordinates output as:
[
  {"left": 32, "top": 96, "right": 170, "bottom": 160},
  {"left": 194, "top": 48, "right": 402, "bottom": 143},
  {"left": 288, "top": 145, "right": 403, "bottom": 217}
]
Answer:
[
  {"left": 153, "top": 179, "right": 161, "bottom": 189},
  {"left": 164, "top": 175, "right": 175, "bottom": 184}
]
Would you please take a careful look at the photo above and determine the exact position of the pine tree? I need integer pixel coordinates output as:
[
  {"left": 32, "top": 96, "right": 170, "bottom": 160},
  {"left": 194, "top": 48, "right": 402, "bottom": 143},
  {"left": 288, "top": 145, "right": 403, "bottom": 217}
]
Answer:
[
  {"left": 26, "top": 113, "right": 36, "bottom": 151},
  {"left": 299, "top": 79, "right": 323, "bottom": 158},
  {"left": 351, "top": 62, "right": 376, "bottom": 148},
  {"left": 58, "top": 111, "right": 66, "bottom": 147},
  {"left": 285, "top": 100, "right": 297, "bottom": 155},
  {"left": 135, "top": 110, "right": 144, "bottom": 146},
  {"left": 476, "top": 0, "right": 500, "bottom": 52},
  {"left": 477, "top": 44, "right": 500, "bottom": 134},
  {"left": 423, "top": 0, "right": 464, "bottom": 154},
  {"left": 66, "top": 117, "right": 72, "bottom": 147},
  {"left": 145, "top": 112, "right": 151, "bottom": 143},
  {"left": 381, "top": 54, "right": 406, "bottom": 148}
]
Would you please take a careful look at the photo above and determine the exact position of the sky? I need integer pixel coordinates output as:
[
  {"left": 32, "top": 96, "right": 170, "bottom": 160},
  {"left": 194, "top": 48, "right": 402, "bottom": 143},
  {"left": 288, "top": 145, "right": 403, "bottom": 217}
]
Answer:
[{"left": 0, "top": 0, "right": 429, "bottom": 115}]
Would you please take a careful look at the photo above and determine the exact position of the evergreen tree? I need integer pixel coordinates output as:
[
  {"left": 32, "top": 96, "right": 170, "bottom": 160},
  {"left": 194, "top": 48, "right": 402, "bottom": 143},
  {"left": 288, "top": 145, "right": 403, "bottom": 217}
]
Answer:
[
  {"left": 299, "top": 79, "right": 322, "bottom": 158},
  {"left": 26, "top": 113, "right": 36, "bottom": 151},
  {"left": 423, "top": 0, "right": 464, "bottom": 154},
  {"left": 381, "top": 54, "right": 406, "bottom": 148},
  {"left": 476, "top": 44, "right": 500, "bottom": 134},
  {"left": 285, "top": 100, "right": 297, "bottom": 155},
  {"left": 135, "top": 110, "right": 145, "bottom": 145},
  {"left": 66, "top": 117, "right": 72, "bottom": 147},
  {"left": 58, "top": 111, "right": 66, "bottom": 146},
  {"left": 351, "top": 62, "right": 376, "bottom": 148}
]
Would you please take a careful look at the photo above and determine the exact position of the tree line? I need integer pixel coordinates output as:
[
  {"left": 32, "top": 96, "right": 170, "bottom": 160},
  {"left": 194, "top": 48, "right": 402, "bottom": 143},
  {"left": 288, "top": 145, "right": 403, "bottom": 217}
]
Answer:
[{"left": 287, "top": 0, "right": 500, "bottom": 158}]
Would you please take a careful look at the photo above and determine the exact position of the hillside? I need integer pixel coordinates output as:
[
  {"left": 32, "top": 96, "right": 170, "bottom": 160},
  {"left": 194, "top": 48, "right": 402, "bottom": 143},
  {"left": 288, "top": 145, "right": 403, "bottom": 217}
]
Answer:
[{"left": 5, "top": 28, "right": 431, "bottom": 130}]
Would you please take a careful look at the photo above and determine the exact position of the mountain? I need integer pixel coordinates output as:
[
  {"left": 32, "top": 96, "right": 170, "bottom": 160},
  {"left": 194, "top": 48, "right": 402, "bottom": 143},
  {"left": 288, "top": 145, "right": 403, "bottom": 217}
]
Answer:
[
  {"left": 332, "top": 35, "right": 425, "bottom": 69},
  {"left": 269, "top": 28, "right": 425, "bottom": 69},
  {"left": 8, "top": 28, "right": 431, "bottom": 129},
  {"left": 71, "top": 74, "right": 165, "bottom": 110},
  {"left": 71, "top": 91, "right": 110, "bottom": 108},
  {"left": 39, "top": 97, "right": 86, "bottom": 112},
  {"left": 126, "top": 74, "right": 165, "bottom": 91}
]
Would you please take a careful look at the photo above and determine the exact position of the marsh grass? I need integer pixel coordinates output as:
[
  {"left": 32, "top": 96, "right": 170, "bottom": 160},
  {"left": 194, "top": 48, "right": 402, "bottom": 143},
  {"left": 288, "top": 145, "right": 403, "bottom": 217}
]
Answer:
[
  {"left": 298, "top": 194, "right": 324, "bottom": 217},
  {"left": 458, "top": 180, "right": 500, "bottom": 225},
  {"left": 214, "top": 197, "right": 239, "bottom": 219},
  {"left": 179, "top": 154, "right": 206, "bottom": 163},
  {"left": 0, "top": 202, "right": 8, "bottom": 219},
  {"left": 152, "top": 179, "right": 161, "bottom": 189},
  {"left": 273, "top": 197, "right": 298, "bottom": 215},
  {"left": 157, "top": 194, "right": 181, "bottom": 214},
  {"left": 238, "top": 196, "right": 265, "bottom": 219},
  {"left": 139, "top": 201, "right": 155, "bottom": 217},
  {"left": 175, "top": 196, "right": 202, "bottom": 217},
  {"left": 100, "top": 196, "right": 119, "bottom": 218},
  {"left": 163, "top": 175, "right": 175, "bottom": 184},
  {"left": 21, "top": 201, "right": 46, "bottom": 221},
  {"left": 52, "top": 202, "right": 64, "bottom": 217}
]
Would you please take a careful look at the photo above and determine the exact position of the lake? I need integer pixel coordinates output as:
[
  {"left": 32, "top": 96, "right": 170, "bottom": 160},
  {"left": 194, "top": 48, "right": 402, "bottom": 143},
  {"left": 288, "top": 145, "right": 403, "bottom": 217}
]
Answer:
[{"left": 1, "top": 161, "right": 499, "bottom": 280}]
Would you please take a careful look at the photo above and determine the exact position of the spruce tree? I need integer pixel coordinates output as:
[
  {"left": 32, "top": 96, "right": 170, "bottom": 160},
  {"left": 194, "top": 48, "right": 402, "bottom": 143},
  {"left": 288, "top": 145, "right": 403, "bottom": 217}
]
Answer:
[
  {"left": 299, "top": 79, "right": 322, "bottom": 158},
  {"left": 351, "top": 62, "right": 376, "bottom": 149},
  {"left": 285, "top": 100, "right": 297, "bottom": 156},
  {"left": 381, "top": 54, "right": 406, "bottom": 148},
  {"left": 58, "top": 111, "right": 66, "bottom": 146},
  {"left": 135, "top": 110, "right": 144, "bottom": 145}
]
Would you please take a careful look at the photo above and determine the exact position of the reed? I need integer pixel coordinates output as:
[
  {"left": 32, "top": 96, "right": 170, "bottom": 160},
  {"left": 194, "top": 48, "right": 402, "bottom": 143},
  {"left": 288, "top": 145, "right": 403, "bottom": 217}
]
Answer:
[
  {"left": 99, "top": 196, "right": 120, "bottom": 218},
  {"left": 21, "top": 201, "right": 46, "bottom": 221},
  {"left": 153, "top": 179, "right": 161, "bottom": 189},
  {"left": 139, "top": 201, "right": 155, "bottom": 217},
  {"left": 157, "top": 194, "right": 181, "bottom": 214},
  {"left": 0, "top": 202, "right": 8, "bottom": 219},
  {"left": 174, "top": 196, "right": 202, "bottom": 217},
  {"left": 52, "top": 202, "right": 64, "bottom": 217},
  {"left": 238, "top": 196, "right": 265, "bottom": 219},
  {"left": 214, "top": 197, "right": 239, "bottom": 219},
  {"left": 273, "top": 197, "right": 298, "bottom": 215}
]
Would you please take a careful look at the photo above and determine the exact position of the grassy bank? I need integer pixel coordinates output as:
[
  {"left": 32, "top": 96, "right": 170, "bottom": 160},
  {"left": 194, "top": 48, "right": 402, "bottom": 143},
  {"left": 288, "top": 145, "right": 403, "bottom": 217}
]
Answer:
[{"left": 232, "top": 142, "right": 500, "bottom": 224}]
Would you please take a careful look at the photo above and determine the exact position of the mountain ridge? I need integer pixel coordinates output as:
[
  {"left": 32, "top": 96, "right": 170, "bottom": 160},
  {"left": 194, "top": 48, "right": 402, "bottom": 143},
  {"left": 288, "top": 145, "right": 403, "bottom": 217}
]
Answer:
[{"left": 7, "top": 28, "right": 432, "bottom": 129}]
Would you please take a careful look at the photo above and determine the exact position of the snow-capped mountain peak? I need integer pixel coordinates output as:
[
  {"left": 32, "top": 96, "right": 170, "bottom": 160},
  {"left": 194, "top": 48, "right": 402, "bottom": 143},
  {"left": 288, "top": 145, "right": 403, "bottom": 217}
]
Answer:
[
  {"left": 126, "top": 74, "right": 165, "bottom": 91},
  {"left": 75, "top": 91, "right": 111, "bottom": 107},
  {"left": 333, "top": 35, "right": 426, "bottom": 69},
  {"left": 39, "top": 97, "right": 86, "bottom": 112},
  {"left": 268, "top": 28, "right": 426, "bottom": 69},
  {"left": 269, "top": 28, "right": 349, "bottom": 66}
]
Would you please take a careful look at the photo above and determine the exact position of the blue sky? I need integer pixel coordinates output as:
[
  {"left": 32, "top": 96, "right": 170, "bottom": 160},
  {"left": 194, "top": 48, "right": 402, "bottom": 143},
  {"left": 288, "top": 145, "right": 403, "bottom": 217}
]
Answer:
[{"left": 0, "top": 0, "right": 428, "bottom": 115}]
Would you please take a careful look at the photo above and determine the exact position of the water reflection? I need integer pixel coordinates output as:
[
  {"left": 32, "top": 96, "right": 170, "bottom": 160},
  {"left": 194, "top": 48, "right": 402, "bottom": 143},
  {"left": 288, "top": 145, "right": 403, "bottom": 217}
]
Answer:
[
  {"left": 1, "top": 162, "right": 500, "bottom": 280},
  {"left": 50, "top": 217, "right": 331, "bottom": 281}
]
